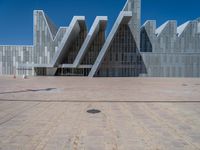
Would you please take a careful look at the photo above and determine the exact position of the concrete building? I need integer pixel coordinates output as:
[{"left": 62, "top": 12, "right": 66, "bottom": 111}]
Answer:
[{"left": 0, "top": 0, "right": 200, "bottom": 77}]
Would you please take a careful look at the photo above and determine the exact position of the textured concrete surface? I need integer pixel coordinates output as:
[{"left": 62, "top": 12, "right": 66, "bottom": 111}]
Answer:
[{"left": 0, "top": 77, "right": 200, "bottom": 150}]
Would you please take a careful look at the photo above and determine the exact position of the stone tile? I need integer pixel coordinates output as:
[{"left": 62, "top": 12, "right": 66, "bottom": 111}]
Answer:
[{"left": 0, "top": 77, "right": 200, "bottom": 149}]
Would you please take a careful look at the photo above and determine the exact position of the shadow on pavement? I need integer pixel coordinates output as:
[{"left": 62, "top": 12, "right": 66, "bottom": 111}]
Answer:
[{"left": 0, "top": 88, "right": 56, "bottom": 95}]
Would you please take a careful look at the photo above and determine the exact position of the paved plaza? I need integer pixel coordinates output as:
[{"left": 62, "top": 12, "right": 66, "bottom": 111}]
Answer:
[{"left": 0, "top": 77, "right": 200, "bottom": 149}]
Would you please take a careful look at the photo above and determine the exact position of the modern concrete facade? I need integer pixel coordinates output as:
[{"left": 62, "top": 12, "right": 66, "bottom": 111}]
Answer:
[
  {"left": 0, "top": 0, "right": 200, "bottom": 77},
  {"left": 140, "top": 20, "right": 200, "bottom": 77}
]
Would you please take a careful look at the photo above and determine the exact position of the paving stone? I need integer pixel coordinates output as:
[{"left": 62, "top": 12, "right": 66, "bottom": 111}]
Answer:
[{"left": 0, "top": 77, "right": 200, "bottom": 149}]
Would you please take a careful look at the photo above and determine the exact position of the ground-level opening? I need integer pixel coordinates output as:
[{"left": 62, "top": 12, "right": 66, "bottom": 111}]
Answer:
[
  {"left": 34, "top": 67, "right": 91, "bottom": 76},
  {"left": 55, "top": 68, "right": 91, "bottom": 76}
]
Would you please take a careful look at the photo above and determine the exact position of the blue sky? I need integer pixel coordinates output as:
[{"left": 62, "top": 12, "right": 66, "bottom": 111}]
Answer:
[{"left": 0, "top": 0, "right": 199, "bottom": 45}]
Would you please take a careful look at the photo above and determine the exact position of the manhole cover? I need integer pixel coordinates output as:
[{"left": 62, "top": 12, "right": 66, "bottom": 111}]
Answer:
[{"left": 87, "top": 109, "right": 101, "bottom": 114}]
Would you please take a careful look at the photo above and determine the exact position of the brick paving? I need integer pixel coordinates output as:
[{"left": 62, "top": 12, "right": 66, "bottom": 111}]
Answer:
[{"left": 0, "top": 77, "right": 200, "bottom": 149}]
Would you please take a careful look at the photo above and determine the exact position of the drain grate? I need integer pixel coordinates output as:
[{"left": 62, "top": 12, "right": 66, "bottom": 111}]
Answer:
[{"left": 87, "top": 109, "right": 101, "bottom": 114}]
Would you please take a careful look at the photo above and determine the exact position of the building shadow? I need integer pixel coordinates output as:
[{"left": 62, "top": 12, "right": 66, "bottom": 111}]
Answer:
[
  {"left": 0, "top": 88, "right": 57, "bottom": 95},
  {"left": 140, "top": 27, "right": 153, "bottom": 52}
]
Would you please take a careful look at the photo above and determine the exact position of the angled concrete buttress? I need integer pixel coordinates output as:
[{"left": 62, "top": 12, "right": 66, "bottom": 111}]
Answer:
[
  {"left": 19, "top": 15, "right": 86, "bottom": 69},
  {"left": 88, "top": 11, "right": 132, "bottom": 77},
  {"left": 51, "top": 16, "right": 86, "bottom": 67},
  {"left": 62, "top": 16, "right": 108, "bottom": 68}
]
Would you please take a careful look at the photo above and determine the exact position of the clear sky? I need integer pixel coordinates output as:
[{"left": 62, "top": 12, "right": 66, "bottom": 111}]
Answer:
[{"left": 0, "top": 0, "right": 199, "bottom": 45}]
